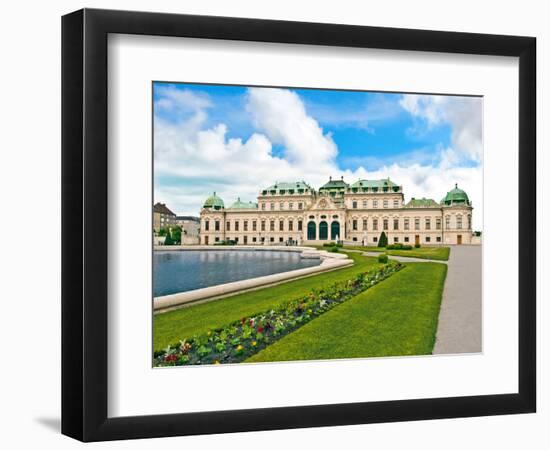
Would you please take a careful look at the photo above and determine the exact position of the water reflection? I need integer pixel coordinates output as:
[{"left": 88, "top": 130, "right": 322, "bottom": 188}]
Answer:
[{"left": 153, "top": 250, "right": 321, "bottom": 296}]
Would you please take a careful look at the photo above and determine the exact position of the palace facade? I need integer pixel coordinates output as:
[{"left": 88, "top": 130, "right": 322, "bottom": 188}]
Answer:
[{"left": 199, "top": 177, "right": 474, "bottom": 246}]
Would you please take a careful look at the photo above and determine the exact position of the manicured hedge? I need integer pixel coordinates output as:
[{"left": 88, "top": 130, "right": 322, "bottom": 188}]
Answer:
[
  {"left": 378, "top": 253, "right": 389, "bottom": 263},
  {"left": 153, "top": 262, "right": 403, "bottom": 366}
]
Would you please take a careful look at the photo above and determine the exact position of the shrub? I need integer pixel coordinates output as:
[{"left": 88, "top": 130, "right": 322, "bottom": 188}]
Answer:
[
  {"left": 378, "top": 253, "right": 389, "bottom": 263},
  {"left": 378, "top": 232, "right": 388, "bottom": 248},
  {"left": 401, "top": 245, "right": 413, "bottom": 250},
  {"left": 414, "top": 243, "right": 421, "bottom": 248},
  {"left": 327, "top": 246, "right": 339, "bottom": 253},
  {"left": 323, "top": 242, "right": 343, "bottom": 248}
]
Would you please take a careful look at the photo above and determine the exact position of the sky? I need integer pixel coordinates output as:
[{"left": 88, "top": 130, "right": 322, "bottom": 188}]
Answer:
[{"left": 153, "top": 82, "right": 483, "bottom": 231}]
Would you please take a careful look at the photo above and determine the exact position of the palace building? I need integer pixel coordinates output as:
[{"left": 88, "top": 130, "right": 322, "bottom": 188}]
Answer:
[{"left": 199, "top": 177, "right": 474, "bottom": 246}]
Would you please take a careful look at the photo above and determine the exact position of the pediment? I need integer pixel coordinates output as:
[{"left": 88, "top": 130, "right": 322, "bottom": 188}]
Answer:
[{"left": 310, "top": 196, "right": 340, "bottom": 211}]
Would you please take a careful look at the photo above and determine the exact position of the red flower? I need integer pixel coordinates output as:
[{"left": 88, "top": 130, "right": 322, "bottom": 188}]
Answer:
[
  {"left": 164, "top": 354, "right": 177, "bottom": 363},
  {"left": 257, "top": 326, "right": 264, "bottom": 333}
]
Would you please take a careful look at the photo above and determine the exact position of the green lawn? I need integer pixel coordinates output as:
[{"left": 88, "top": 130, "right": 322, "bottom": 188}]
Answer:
[
  {"left": 246, "top": 262, "right": 447, "bottom": 362},
  {"left": 153, "top": 252, "right": 381, "bottom": 351},
  {"left": 343, "top": 245, "right": 450, "bottom": 261}
]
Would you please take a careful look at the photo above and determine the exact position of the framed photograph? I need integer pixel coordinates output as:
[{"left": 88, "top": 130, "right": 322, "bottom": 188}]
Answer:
[{"left": 62, "top": 8, "right": 536, "bottom": 441}]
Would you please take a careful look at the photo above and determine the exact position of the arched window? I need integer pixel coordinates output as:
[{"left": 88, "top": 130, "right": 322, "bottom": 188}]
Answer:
[
  {"left": 307, "top": 221, "right": 316, "bottom": 240},
  {"left": 331, "top": 221, "right": 340, "bottom": 240}
]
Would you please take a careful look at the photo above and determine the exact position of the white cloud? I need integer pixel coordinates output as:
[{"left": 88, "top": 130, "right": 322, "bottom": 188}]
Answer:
[
  {"left": 154, "top": 87, "right": 483, "bottom": 231},
  {"left": 246, "top": 88, "right": 338, "bottom": 168},
  {"left": 400, "top": 94, "right": 483, "bottom": 164}
]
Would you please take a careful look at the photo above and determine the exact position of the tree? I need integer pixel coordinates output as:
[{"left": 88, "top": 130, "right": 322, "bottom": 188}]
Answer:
[
  {"left": 164, "top": 228, "right": 173, "bottom": 245},
  {"left": 378, "top": 231, "right": 388, "bottom": 248},
  {"left": 170, "top": 226, "right": 182, "bottom": 244}
]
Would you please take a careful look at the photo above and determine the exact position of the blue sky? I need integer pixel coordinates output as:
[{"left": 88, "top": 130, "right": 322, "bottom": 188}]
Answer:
[{"left": 153, "top": 82, "right": 483, "bottom": 229}]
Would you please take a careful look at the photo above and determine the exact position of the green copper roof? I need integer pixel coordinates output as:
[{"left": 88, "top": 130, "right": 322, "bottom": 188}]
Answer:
[
  {"left": 442, "top": 184, "right": 470, "bottom": 205},
  {"left": 350, "top": 178, "right": 400, "bottom": 192},
  {"left": 228, "top": 197, "right": 258, "bottom": 209},
  {"left": 262, "top": 181, "right": 312, "bottom": 195},
  {"left": 203, "top": 192, "right": 225, "bottom": 209},
  {"left": 405, "top": 197, "right": 440, "bottom": 208},
  {"left": 319, "top": 177, "right": 349, "bottom": 190}
]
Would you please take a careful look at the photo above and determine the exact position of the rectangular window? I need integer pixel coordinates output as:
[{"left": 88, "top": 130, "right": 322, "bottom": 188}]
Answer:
[
  {"left": 373, "top": 218, "right": 378, "bottom": 231},
  {"left": 352, "top": 219, "right": 358, "bottom": 230},
  {"left": 298, "top": 220, "right": 303, "bottom": 231},
  {"left": 352, "top": 237, "right": 358, "bottom": 241},
  {"left": 289, "top": 202, "right": 293, "bottom": 210},
  {"left": 373, "top": 236, "right": 378, "bottom": 242},
  {"left": 252, "top": 237, "right": 257, "bottom": 242},
  {"left": 270, "top": 202, "right": 275, "bottom": 210},
  {"left": 394, "top": 237, "right": 399, "bottom": 243},
  {"left": 383, "top": 200, "right": 388, "bottom": 208},
  {"left": 426, "top": 236, "right": 431, "bottom": 243},
  {"left": 436, "top": 218, "right": 442, "bottom": 230},
  {"left": 261, "top": 221, "right": 266, "bottom": 232},
  {"left": 445, "top": 216, "right": 450, "bottom": 229},
  {"left": 252, "top": 220, "right": 257, "bottom": 231},
  {"left": 215, "top": 220, "right": 220, "bottom": 231},
  {"left": 393, "top": 199, "right": 399, "bottom": 208},
  {"left": 289, "top": 220, "right": 293, "bottom": 231},
  {"left": 270, "top": 237, "right": 274, "bottom": 242},
  {"left": 261, "top": 203, "right": 265, "bottom": 210},
  {"left": 235, "top": 221, "right": 239, "bottom": 231},
  {"left": 270, "top": 220, "right": 275, "bottom": 232},
  {"left": 373, "top": 200, "right": 378, "bottom": 208},
  {"left": 457, "top": 215, "right": 463, "bottom": 229},
  {"left": 404, "top": 236, "right": 409, "bottom": 243},
  {"left": 362, "top": 219, "right": 367, "bottom": 230},
  {"left": 404, "top": 218, "right": 409, "bottom": 230},
  {"left": 352, "top": 201, "right": 357, "bottom": 209},
  {"left": 279, "top": 237, "right": 284, "bottom": 242},
  {"left": 425, "top": 218, "right": 431, "bottom": 230},
  {"left": 243, "top": 220, "right": 248, "bottom": 231},
  {"left": 393, "top": 218, "right": 399, "bottom": 230},
  {"left": 204, "top": 220, "right": 209, "bottom": 231},
  {"left": 298, "top": 202, "right": 303, "bottom": 210},
  {"left": 226, "top": 221, "right": 230, "bottom": 231},
  {"left": 383, "top": 219, "right": 388, "bottom": 230},
  {"left": 279, "top": 202, "right": 284, "bottom": 210},
  {"left": 415, "top": 218, "right": 420, "bottom": 230},
  {"left": 279, "top": 220, "right": 284, "bottom": 231},
  {"left": 362, "top": 200, "right": 368, "bottom": 208},
  {"left": 468, "top": 215, "right": 472, "bottom": 229},
  {"left": 215, "top": 237, "right": 220, "bottom": 242},
  {"left": 436, "top": 236, "right": 441, "bottom": 242}
]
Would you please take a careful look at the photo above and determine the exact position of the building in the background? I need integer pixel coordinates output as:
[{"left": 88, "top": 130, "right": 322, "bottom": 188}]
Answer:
[
  {"left": 198, "top": 178, "right": 476, "bottom": 246},
  {"left": 153, "top": 202, "right": 176, "bottom": 232},
  {"left": 175, "top": 216, "right": 200, "bottom": 245}
]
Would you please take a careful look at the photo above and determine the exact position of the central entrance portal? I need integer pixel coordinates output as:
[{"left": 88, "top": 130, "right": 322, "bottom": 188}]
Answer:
[{"left": 319, "top": 221, "right": 328, "bottom": 240}]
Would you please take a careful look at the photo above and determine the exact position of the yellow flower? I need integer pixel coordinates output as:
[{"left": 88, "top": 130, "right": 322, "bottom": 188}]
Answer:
[
  {"left": 214, "top": 360, "right": 220, "bottom": 365},
  {"left": 252, "top": 341, "right": 257, "bottom": 347},
  {"left": 308, "top": 309, "right": 313, "bottom": 314},
  {"left": 207, "top": 331, "right": 212, "bottom": 336},
  {"left": 236, "top": 345, "right": 243, "bottom": 351}
]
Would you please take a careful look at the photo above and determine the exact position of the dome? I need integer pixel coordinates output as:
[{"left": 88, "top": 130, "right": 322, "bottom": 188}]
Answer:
[
  {"left": 442, "top": 184, "right": 470, "bottom": 206},
  {"left": 228, "top": 197, "right": 258, "bottom": 209},
  {"left": 203, "top": 192, "right": 225, "bottom": 210}
]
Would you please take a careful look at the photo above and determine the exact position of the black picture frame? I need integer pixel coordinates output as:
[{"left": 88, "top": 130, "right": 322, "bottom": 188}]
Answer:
[{"left": 61, "top": 8, "right": 536, "bottom": 442}]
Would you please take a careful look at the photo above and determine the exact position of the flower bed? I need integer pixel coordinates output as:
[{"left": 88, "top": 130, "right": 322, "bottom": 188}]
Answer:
[{"left": 154, "top": 261, "right": 403, "bottom": 366}]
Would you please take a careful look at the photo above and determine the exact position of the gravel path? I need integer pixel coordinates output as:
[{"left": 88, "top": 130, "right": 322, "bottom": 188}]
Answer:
[{"left": 432, "top": 245, "right": 482, "bottom": 354}]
